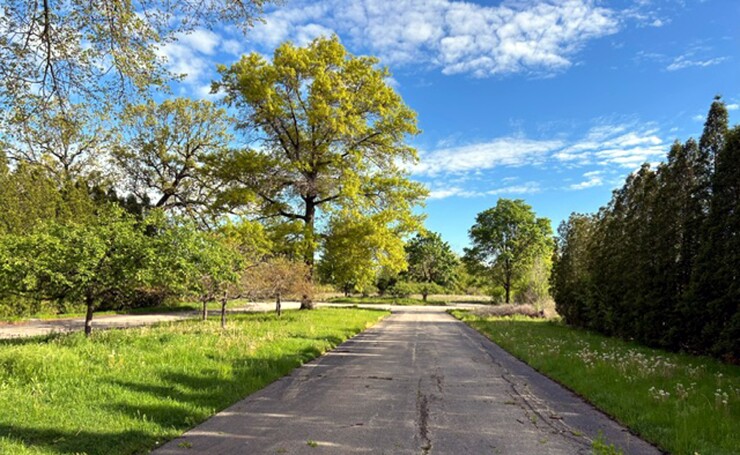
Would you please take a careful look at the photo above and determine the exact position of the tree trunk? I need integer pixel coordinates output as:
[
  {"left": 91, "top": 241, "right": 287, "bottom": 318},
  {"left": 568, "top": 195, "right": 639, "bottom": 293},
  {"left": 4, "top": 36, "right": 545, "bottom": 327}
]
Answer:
[
  {"left": 276, "top": 292, "right": 281, "bottom": 316},
  {"left": 423, "top": 291, "right": 428, "bottom": 302},
  {"left": 84, "top": 293, "right": 95, "bottom": 337},
  {"left": 300, "top": 294, "right": 314, "bottom": 310},
  {"left": 301, "top": 196, "right": 316, "bottom": 310},
  {"left": 201, "top": 297, "right": 208, "bottom": 321},
  {"left": 220, "top": 293, "right": 228, "bottom": 329},
  {"left": 303, "top": 197, "right": 316, "bottom": 273}
]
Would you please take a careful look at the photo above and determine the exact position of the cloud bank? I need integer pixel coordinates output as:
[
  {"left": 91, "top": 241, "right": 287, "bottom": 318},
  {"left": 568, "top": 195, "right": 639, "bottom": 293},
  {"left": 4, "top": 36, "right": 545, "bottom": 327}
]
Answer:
[{"left": 248, "top": 0, "right": 620, "bottom": 77}]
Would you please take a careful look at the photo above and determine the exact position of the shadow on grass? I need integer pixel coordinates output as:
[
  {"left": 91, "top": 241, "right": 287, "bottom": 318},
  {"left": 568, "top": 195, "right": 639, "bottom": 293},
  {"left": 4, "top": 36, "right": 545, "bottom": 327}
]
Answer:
[{"left": 0, "top": 424, "right": 159, "bottom": 455}]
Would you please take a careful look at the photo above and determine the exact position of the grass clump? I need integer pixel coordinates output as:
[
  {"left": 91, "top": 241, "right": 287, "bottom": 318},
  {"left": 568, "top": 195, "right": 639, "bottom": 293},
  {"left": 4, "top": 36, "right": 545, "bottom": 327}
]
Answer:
[
  {"left": 451, "top": 311, "right": 740, "bottom": 455},
  {"left": 0, "top": 308, "right": 387, "bottom": 455}
]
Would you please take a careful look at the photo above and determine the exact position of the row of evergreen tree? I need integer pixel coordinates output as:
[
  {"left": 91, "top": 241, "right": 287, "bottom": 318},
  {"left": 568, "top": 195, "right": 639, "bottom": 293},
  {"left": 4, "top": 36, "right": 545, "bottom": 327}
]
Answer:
[{"left": 552, "top": 97, "right": 739, "bottom": 361}]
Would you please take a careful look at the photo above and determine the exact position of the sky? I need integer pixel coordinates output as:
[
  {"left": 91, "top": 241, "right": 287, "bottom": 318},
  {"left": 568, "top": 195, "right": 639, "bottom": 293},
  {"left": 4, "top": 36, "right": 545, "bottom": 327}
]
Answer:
[{"left": 160, "top": 0, "right": 739, "bottom": 253}]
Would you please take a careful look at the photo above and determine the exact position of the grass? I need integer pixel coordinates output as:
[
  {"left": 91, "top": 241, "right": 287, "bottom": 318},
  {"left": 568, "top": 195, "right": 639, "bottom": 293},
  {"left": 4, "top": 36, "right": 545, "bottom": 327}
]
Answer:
[
  {"left": 0, "top": 300, "right": 260, "bottom": 324},
  {"left": 327, "top": 296, "right": 449, "bottom": 306},
  {"left": 451, "top": 311, "right": 740, "bottom": 455},
  {"left": 0, "top": 308, "right": 388, "bottom": 455}
]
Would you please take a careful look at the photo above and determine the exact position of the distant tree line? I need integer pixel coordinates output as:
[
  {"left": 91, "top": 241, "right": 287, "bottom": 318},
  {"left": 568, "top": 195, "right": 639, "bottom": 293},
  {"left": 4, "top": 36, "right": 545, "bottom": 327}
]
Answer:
[{"left": 552, "top": 97, "right": 739, "bottom": 361}]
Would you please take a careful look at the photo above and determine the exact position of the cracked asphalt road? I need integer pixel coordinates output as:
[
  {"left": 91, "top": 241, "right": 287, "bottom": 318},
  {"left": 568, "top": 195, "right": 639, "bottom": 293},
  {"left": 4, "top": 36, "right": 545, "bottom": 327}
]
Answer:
[{"left": 155, "top": 306, "right": 661, "bottom": 455}]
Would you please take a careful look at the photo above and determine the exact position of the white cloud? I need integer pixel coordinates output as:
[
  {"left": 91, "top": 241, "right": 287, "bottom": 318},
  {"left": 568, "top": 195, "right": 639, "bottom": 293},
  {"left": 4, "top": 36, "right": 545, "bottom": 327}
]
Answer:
[
  {"left": 428, "top": 186, "right": 475, "bottom": 200},
  {"left": 569, "top": 170, "right": 603, "bottom": 190},
  {"left": 427, "top": 182, "right": 541, "bottom": 200},
  {"left": 667, "top": 55, "right": 727, "bottom": 71},
  {"left": 485, "top": 182, "right": 542, "bottom": 196},
  {"left": 727, "top": 103, "right": 739, "bottom": 111},
  {"left": 249, "top": 0, "right": 620, "bottom": 77},
  {"left": 413, "top": 137, "right": 564, "bottom": 176},
  {"left": 554, "top": 124, "right": 665, "bottom": 168},
  {"left": 178, "top": 29, "right": 221, "bottom": 55},
  {"left": 157, "top": 28, "right": 226, "bottom": 84}
]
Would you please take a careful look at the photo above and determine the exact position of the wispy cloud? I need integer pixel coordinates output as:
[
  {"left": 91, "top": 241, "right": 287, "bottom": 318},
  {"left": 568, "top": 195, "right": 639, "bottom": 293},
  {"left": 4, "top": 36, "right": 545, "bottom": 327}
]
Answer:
[
  {"left": 248, "top": 0, "right": 620, "bottom": 77},
  {"left": 428, "top": 182, "right": 542, "bottom": 200},
  {"left": 727, "top": 103, "right": 739, "bottom": 111},
  {"left": 413, "top": 137, "right": 564, "bottom": 176},
  {"left": 667, "top": 55, "right": 727, "bottom": 71},
  {"left": 414, "top": 122, "right": 667, "bottom": 180},
  {"left": 568, "top": 170, "right": 604, "bottom": 190},
  {"left": 555, "top": 124, "right": 665, "bottom": 168}
]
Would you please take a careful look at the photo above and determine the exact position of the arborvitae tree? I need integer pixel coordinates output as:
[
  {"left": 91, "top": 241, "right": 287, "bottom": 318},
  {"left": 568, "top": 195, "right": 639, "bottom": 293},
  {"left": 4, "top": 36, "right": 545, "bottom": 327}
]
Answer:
[
  {"left": 553, "top": 98, "right": 737, "bottom": 360},
  {"left": 689, "top": 126, "right": 740, "bottom": 360},
  {"left": 552, "top": 213, "right": 596, "bottom": 327},
  {"left": 699, "top": 96, "right": 729, "bottom": 175}
]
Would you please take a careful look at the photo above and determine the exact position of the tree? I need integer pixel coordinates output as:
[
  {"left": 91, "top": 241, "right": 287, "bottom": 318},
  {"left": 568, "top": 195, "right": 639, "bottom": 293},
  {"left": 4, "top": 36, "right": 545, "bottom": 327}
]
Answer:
[
  {"left": 153, "top": 217, "right": 242, "bottom": 326},
  {"left": 464, "top": 199, "right": 553, "bottom": 304},
  {"left": 0, "top": 161, "right": 95, "bottom": 235},
  {"left": 552, "top": 213, "right": 597, "bottom": 327},
  {"left": 0, "top": 0, "right": 269, "bottom": 115},
  {"left": 241, "top": 257, "right": 312, "bottom": 316},
  {"left": 318, "top": 211, "right": 409, "bottom": 296},
  {"left": 404, "top": 232, "right": 459, "bottom": 301},
  {"left": 114, "top": 98, "right": 232, "bottom": 222},
  {"left": 212, "top": 36, "right": 426, "bottom": 273},
  {"left": 0, "top": 205, "right": 155, "bottom": 336},
  {"left": 689, "top": 126, "right": 740, "bottom": 359},
  {"left": 4, "top": 101, "right": 110, "bottom": 181},
  {"left": 699, "top": 95, "right": 729, "bottom": 175}
]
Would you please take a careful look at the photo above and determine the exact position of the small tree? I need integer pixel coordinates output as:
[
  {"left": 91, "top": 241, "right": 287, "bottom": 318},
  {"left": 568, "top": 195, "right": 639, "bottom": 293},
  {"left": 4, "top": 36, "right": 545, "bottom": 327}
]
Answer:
[
  {"left": 405, "top": 232, "right": 459, "bottom": 301},
  {"left": 0, "top": 205, "right": 154, "bottom": 336},
  {"left": 154, "top": 219, "right": 242, "bottom": 326},
  {"left": 241, "top": 258, "right": 312, "bottom": 316},
  {"left": 318, "top": 212, "right": 408, "bottom": 297},
  {"left": 464, "top": 199, "right": 553, "bottom": 304}
]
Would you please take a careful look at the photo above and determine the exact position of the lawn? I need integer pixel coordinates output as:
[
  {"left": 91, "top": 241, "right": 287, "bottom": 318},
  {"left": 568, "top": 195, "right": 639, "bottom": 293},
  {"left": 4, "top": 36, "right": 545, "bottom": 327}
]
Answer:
[
  {"left": 451, "top": 311, "right": 740, "bottom": 455},
  {"left": 0, "top": 308, "right": 388, "bottom": 455}
]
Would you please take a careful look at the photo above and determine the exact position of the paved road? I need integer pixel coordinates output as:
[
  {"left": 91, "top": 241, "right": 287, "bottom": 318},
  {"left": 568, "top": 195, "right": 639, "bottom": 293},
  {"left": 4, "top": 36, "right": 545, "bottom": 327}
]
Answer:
[
  {"left": 155, "top": 307, "right": 660, "bottom": 455},
  {"left": 0, "top": 302, "right": 316, "bottom": 339}
]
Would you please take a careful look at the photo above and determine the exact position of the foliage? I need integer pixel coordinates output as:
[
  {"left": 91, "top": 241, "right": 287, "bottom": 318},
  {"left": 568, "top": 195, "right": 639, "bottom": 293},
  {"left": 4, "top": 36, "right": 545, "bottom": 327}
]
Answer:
[
  {"left": 552, "top": 98, "right": 739, "bottom": 360},
  {"left": 152, "top": 217, "right": 243, "bottom": 322},
  {"left": 0, "top": 162, "right": 95, "bottom": 235},
  {"left": 0, "top": 205, "right": 156, "bottom": 335},
  {"left": 212, "top": 36, "right": 426, "bottom": 267},
  {"left": 114, "top": 98, "right": 232, "bottom": 221},
  {"left": 0, "top": 308, "right": 388, "bottom": 455},
  {"left": 318, "top": 211, "right": 409, "bottom": 295},
  {"left": 453, "top": 311, "right": 740, "bottom": 455},
  {"left": 464, "top": 199, "right": 553, "bottom": 304},
  {"left": 404, "top": 231, "right": 459, "bottom": 301},
  {"left": 0, "top": 0, "right": 269, "bottom": 113}
]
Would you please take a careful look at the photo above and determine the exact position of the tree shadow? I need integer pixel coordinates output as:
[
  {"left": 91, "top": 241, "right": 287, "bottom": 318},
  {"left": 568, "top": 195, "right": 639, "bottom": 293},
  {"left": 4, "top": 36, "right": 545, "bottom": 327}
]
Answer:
[{"left": 0, "top": 424, "right": 159, "bottom": 455}]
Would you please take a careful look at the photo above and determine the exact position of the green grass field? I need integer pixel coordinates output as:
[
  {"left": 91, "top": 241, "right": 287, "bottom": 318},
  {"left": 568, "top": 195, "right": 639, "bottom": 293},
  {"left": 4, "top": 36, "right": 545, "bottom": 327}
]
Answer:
[
  {"left": 0, "top": 308, "right": 388, "bottom": 455},
  {"left": 452, "top": 311, "right": 740, "bottom": 455}
]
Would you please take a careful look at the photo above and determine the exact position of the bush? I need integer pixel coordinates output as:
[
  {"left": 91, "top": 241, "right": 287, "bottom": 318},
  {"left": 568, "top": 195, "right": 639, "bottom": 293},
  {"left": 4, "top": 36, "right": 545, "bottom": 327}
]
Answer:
[{"left": 388, "top": 281, "right": 417, "bottom": 298}]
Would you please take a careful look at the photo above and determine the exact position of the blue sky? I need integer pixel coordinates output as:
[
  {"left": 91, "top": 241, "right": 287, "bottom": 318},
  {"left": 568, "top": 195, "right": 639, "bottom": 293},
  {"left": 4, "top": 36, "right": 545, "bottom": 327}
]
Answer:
[{"left": 160, "top": 0, "right": 739, "bottom": 252}]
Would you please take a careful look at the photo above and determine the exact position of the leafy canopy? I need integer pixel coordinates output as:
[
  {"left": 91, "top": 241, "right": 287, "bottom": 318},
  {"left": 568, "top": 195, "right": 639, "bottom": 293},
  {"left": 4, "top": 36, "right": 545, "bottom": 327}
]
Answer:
[
  {"left": 212, "top": 35, "right": 427, "bottom": 265},
  {"left": 464, "top": 198, "right": 553, "bottom": 303}
]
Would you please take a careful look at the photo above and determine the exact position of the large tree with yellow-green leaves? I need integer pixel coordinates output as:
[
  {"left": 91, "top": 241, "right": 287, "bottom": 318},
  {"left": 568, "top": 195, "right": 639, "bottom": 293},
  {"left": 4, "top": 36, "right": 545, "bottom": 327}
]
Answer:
[{"left": 212, "top": 36, "right": 427, "bottom": 283}]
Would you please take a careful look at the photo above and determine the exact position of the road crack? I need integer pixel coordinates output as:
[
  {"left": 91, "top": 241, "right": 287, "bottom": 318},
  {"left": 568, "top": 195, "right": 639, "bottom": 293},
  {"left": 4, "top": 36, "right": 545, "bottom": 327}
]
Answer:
[{"left": 416, "top": 378, "right": 432, "bottom": 454}]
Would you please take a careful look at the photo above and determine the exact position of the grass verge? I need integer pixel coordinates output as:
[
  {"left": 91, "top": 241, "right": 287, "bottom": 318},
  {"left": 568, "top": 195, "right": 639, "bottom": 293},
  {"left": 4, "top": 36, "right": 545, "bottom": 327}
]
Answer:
[
  {"left": 451, "top": 311, "right": 739, "bottom": 455},
  {"left": 327, "top": 296, "right": 448, "bottom": 306},
  {"left": 0, "top": 308, "right": 388, "bottom": 455}
]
